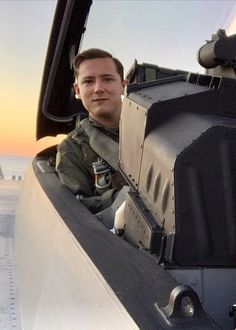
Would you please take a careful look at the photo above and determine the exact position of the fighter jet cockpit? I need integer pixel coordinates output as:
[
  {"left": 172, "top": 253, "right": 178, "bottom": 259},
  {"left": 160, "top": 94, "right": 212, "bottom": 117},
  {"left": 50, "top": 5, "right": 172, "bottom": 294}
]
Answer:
[{"left": 14, "top": 1, "right": 236, "bottom": 328}]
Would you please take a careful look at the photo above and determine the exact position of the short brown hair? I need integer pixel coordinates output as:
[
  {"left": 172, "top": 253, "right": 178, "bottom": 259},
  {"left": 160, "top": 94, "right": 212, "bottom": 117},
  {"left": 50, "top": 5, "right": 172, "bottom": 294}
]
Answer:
[{"left": 73, "top": 48, "right": 124, "bottom": 81}]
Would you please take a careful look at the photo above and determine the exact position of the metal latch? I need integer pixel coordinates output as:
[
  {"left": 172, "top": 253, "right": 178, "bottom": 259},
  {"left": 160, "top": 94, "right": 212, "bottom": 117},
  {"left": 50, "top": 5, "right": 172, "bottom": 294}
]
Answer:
[{"left": 92, "top": 158, "right": 111, "bottom": 189}]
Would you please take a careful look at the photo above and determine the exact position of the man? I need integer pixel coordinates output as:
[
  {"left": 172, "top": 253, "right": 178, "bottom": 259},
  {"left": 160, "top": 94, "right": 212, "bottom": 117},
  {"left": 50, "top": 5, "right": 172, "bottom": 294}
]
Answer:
[{"left": 56, "top": 48, "right": 127, "bottom": 214}]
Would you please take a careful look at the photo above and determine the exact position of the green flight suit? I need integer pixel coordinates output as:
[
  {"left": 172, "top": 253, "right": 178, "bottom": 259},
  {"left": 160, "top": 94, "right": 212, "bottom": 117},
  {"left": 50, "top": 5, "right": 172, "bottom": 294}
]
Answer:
[{"left": 56, "top": 116, "right": 126, "bottom": 213}]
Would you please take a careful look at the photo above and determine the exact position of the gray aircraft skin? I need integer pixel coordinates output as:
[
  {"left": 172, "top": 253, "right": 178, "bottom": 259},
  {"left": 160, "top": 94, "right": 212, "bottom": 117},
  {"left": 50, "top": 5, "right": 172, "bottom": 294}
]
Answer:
[{"left": 14, "top": 1, "right": 236, "bottom": 329}]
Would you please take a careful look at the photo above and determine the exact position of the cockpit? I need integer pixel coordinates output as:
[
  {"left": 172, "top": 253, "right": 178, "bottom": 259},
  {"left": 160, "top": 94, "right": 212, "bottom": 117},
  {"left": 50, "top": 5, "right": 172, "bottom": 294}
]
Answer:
[{"left": 27, "top": 1, "right": 236, "bottom": 328}]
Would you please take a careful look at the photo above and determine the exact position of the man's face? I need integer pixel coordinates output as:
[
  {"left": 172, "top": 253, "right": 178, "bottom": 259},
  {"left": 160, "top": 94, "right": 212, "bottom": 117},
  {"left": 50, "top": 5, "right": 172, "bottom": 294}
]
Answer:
[{"left": 74, "top": 57, "right": 125, "bottom": 126}]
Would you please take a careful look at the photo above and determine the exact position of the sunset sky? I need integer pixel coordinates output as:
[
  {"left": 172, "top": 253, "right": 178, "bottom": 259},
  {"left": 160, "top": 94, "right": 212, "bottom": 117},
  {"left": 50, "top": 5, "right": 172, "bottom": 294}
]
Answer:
[
  {"left": 1, "top": 0, "right": 236, "bottom": 156},
  {"left": 0, "top": 0, "right": 56, "bottom": 156}
]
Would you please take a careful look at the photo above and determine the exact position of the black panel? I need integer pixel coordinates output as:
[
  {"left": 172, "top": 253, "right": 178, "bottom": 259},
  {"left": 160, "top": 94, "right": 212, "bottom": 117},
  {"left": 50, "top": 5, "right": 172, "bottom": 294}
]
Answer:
[
  {"left": 126, "top": 60, "right": 187, "bottom": 84},
  {"left": 174, "top": 126, "right": 236, "bottom": 266},
  {"left": 124, "top": 191, "right": 166, "bottom": 263},
  {"left": 121, "top": 68, "right": 236, "bottom": 269}
]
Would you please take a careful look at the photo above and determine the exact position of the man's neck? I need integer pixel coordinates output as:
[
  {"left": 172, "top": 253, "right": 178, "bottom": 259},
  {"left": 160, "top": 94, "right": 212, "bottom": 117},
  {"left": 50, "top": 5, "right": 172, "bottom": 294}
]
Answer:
[{"left": 89, "top": 114, "right": 120, "bottom": 129}]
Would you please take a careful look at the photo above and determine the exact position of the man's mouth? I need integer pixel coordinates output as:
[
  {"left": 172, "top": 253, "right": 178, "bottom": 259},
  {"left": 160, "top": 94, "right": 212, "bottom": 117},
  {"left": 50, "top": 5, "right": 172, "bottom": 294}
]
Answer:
[{"left": 93, "top": 98, "right": 108, "bottom": 102}]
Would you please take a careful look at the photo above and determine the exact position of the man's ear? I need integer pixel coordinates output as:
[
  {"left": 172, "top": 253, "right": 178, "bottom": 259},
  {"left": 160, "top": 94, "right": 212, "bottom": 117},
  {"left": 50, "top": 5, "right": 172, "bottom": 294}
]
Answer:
[
  {"left": 121, "top": 79, "right": 128, "bottom": 95},
  {"left": 73, "top": 82, "right": 81, "bottom": 100}
]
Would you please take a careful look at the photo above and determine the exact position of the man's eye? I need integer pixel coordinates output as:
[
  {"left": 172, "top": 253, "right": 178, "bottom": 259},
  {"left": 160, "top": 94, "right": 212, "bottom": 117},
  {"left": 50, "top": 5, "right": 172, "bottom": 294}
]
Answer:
[
  {"left": 83, "top": 80, "right": 93, "bottom": 84},
  {"left": 104, "top": 77, "right": 114, "bottom": 82}
]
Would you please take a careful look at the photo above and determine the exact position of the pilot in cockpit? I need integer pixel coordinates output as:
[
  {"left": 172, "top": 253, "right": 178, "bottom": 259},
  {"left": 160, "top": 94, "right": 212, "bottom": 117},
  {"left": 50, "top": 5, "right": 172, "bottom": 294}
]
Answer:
[{"left": 56, "top": 48, "right": 127, "bottom": 215}]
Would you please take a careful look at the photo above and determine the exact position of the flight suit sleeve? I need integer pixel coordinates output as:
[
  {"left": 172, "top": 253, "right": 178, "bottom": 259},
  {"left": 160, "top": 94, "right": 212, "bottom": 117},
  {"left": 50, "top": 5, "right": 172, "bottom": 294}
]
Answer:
[{"left": 56, "top": 137, "right": 95, "bottom": 196}]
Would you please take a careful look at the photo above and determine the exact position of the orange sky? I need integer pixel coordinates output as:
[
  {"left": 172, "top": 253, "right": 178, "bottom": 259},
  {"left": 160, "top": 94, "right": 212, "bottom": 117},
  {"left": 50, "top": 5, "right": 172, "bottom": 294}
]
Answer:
[
  {"left": 0, "top": 1, "right": 57, "bottom": 157},
  {"left": 0, "top": 73, "right": 64, "bottom": 156},
  {"left": 1, "top": 75, "right": 38, "bottom": 156}
]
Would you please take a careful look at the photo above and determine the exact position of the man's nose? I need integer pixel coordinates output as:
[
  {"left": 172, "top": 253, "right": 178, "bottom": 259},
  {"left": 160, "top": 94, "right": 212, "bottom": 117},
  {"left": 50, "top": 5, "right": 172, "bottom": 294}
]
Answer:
[{"left": 94, "top": 79, "right": 105, "bottom": 93}]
